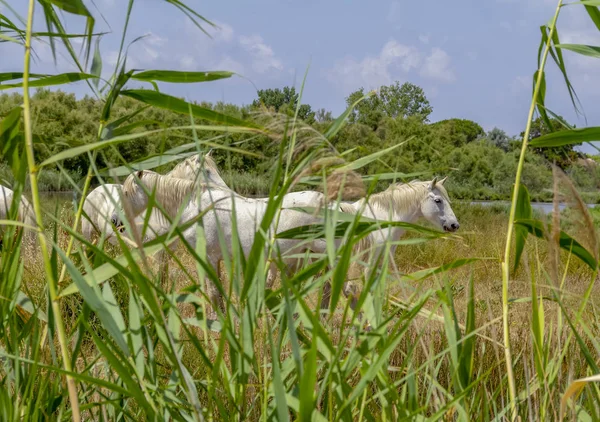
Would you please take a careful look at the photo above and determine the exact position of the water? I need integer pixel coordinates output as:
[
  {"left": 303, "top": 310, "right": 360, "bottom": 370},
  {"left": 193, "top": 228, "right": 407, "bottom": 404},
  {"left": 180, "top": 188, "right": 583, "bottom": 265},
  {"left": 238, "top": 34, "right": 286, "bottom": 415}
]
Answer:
[{"left": 468, "top": 200, "right": 598, "bottom": 214}]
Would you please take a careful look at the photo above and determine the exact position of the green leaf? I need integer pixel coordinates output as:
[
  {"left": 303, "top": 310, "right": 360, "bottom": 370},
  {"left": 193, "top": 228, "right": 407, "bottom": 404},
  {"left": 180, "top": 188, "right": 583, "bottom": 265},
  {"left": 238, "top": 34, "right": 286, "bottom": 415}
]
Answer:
[
  {"left": 398, "top": 258, "right": 488, "bottom": 283},
  {"left": 268, "top": 321, "right": 289, "bottom": 422},
  {"left": 567, "top": 1, "right": 600, "bottom": 5},
  {"left": 111, "top": 119, "right": 167, "bottom": 137},
  {"left": 324, "top": 90, "right": 373, "bottom": 139},
  {"left": 90, "top": 36, "right": 102, "bottom": 88},
  {"left": 555, "top": 43, "right": 600, "bottom": 58},
  {"left": 102, "top": 105, "right": 150, "bottom": 139},
  {"left": 16, "top": 290, "right": 47, "bottom": 322},
  {"left": 58, "top": 243, "right": 166, "bottom": 297},
  {"left": 101, "top": 67, "right": 134, "bottom": 122},
  {"left": 53, "top": 244, "right": 130, "bottom": 355},
  {"left": 584, "top": 3, "right": 600, "bottom": 30},
  {"left": 40, "top": 124, "right": 259, "bottom": 167},
  {"left": 515, "top": 219, "right": 598, "bottom": 270},
  {"left": 338, "top": 139, "right": 410, "bottom": 172},
  {"left": 0, "top": 73, "right": 49, "bottom": 82},
  {"left": 132, "top": 69, "right": 235, "bottom": 83},
  {"left": 513, "top": 185, "right": 532, "bottom": 272},
  {"left": 529, "top": 126, "right": 600, "bottom": 148},
  {"left": 128, "top": 289, "right": 145, "bottom": 377},
  {"left": 533, "top": 70, "right": 553, "bottom": 132},
  {"left": 0, "top": 72, "right": 98, "bottom": 90},
  {"left": 121, "top": 89, "right": 261, "bottom": 128},
  {"left": 46, "top": 0, "right": 92, "bottom": 17}
]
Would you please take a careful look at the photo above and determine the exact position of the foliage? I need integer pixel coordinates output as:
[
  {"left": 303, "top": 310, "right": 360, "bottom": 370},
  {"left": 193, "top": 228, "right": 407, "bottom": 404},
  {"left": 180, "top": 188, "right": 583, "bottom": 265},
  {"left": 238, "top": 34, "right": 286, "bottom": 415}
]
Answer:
[
  {"left": 2, "top": 0, "right": 600, "bottom": 420},
  {"left": 3, "top": 89, "right": 598, "bottom": 201},
  {"left": 252, "top": 86, "right": 315, "bottom": 123},
  {"left": 521, "top": 116, "right": 582, "bottom": 169},
  {"left": 346, "top": 81, "right": 433, "bottom": 129},
  {"left": 487, "top": 127, "right": 512, "bottom": 151},
  {"left": 431, "top": 118, "right": 485, "bottom": 146}
]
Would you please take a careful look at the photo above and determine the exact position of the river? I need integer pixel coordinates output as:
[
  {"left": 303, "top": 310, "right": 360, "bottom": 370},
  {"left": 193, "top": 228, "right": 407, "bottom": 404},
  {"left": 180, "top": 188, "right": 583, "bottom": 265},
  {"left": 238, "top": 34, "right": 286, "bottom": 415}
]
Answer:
[{"left": 468, "top": 200, "right": 597, "bottom": 214}]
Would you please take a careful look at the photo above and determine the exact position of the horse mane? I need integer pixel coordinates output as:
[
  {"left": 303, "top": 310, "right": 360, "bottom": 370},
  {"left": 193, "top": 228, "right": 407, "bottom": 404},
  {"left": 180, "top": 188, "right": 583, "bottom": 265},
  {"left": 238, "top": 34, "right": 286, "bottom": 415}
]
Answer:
[
  {"left": 167, "top": 153, "right": 228, "bottom": 187},
  {"left": 338, "top": 202, "right": 358, "bottom": 214},
  {"left": 122, "top": 170, "right": 200, "bottom": 220},
  {"left": 365, "top": 179, "right": 450, "bottom": 215}
]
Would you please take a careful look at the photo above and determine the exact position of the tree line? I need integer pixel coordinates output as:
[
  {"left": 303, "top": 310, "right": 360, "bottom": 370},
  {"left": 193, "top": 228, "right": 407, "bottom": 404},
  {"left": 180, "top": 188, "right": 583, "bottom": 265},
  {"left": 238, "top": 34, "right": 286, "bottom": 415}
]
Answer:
[{"left": 0, "top": 82, "right": 598, "bottom": 202}]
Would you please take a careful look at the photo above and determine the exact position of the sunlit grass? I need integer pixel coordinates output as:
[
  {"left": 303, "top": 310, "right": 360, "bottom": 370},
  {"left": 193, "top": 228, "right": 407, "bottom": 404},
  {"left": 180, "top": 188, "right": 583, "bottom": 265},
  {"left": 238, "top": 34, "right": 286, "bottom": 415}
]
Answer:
[{"left": 2, "top": 0, "right": 600, "bottom": 420}]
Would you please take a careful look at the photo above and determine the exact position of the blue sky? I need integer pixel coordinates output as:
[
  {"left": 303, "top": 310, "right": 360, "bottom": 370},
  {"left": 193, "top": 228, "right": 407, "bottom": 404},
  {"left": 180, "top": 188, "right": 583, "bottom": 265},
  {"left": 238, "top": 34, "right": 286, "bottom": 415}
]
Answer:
[{"left": 2, "top": 0, "right": 600, "bottom": 152}]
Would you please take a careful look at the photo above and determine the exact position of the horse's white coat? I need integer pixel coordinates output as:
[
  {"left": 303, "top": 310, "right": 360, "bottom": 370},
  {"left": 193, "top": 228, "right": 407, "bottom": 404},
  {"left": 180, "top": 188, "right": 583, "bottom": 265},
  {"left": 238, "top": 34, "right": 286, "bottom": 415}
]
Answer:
[
  {"left": 80, "top": 153, "right": 223, "bottom": 244},
  {"left": 0, "top": 185, "right": 37, "bottom": 243},
  {"left": 118, "top": 170, "right": 327, "bottom": 314}
]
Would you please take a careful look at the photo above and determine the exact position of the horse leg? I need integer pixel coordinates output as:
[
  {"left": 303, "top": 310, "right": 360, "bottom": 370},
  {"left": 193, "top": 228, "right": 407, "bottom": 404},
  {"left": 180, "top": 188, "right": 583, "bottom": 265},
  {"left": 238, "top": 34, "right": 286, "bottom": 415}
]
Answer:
[
  {"left": 266, "top": 259, "right": 278, "bottom": 290},
  {"left": 205, "top": 254, "right": 225, "bottom": 320},
  {"left": 320, "top": 280, "right": 332, "bottom": 321},
  {"left": 343, "top": 262, "right": 373, "bottom": 331}
]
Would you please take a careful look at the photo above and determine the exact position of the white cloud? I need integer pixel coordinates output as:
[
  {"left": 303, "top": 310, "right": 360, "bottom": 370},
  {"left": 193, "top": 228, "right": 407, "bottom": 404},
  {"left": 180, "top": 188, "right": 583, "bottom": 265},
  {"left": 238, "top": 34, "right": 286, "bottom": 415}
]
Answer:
[
  {"left": 499, "top": 21, "right": 512, "bottom": 32},
  {"left": 203, "top": 21, "right": 235, "bottom": 43},
  {"left": 418, "top": 34, "right": 430, "bottom": 45},
  {"left": 327, "top": 40, "right": 456, "bottom": 92},
  {"left": 327, "top": 40, "right": 422, "bottom": 91},
  {"left": 420, "top": 47, "right": 455, "bottom": 82},
  {"left": 239, "top": 34, "right": 283, "bottom": 74},
  {"left": 214, "top": 56, "right": 245, "bottom": 74},
  {"left": 179, "top": 55, "right": 196, "bottom": 70}
]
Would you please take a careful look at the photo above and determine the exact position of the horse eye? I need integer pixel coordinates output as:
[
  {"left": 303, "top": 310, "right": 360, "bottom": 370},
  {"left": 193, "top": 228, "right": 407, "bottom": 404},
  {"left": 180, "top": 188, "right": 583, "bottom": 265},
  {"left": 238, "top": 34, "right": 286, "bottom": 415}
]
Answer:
[{"left": 434, "top": 198, "right": 442, "bottom": 204}]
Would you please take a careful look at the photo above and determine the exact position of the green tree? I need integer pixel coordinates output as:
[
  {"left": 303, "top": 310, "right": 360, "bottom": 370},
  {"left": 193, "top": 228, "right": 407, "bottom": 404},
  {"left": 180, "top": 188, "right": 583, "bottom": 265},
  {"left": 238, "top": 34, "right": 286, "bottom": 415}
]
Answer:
[
  {"left": 520, "top": 117, "right": 581, "bottom": 169},
  {"left": 431, "top": 119, "right": 485, "bottom": 147},
  {"left": 252, "top": 86, "right": 315, "bottom": 123},
  {"left": 487, "top": 127, "right": 511, "bottom": 152},
  {"left": 346, "top": 81, "right": 433, "bottom": 130}
]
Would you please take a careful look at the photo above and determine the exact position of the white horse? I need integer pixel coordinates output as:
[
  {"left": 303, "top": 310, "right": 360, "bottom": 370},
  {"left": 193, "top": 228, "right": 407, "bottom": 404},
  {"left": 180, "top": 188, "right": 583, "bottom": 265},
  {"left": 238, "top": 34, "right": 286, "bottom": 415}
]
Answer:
[
  {"left": 80, "top": 153, "right": 225, "bottom": 245},
  {"left": 116, "top": 170, "right": 330, "bottom": 316},
  {"left": 315, "top": 177, "right": 459, "bottom": 313},
  {"left": 0, "top": 185, "right": 37, "bottom": 247},
  {"left": 253, "top": 178, "right": 460, "bottom": 314}
]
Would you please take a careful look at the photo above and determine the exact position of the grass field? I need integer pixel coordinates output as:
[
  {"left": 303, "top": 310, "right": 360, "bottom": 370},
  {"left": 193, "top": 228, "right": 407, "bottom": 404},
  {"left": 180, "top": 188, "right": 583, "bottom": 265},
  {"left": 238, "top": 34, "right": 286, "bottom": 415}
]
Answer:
[
  {"left": 13, "top": 194, "right": 598, "bottom": 420},
  {"left": 3, "top": 0, "right": 600, "bottom": 420}
]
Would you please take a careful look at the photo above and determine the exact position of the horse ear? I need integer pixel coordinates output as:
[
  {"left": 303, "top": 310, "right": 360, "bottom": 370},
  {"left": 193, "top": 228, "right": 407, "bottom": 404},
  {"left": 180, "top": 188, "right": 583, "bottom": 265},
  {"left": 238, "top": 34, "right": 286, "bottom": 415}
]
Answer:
[
  {"left": 429, "top": 176, "right": 438, "bottom": 191},
  {"left": 207, "top": 149, "right": 213, "bottom": 157},
  {"left": 439, "top": 176, "right": 448, "bottom": 185},
  {"left": 136, "top": 170, "right": 144, "bottom": 179}
]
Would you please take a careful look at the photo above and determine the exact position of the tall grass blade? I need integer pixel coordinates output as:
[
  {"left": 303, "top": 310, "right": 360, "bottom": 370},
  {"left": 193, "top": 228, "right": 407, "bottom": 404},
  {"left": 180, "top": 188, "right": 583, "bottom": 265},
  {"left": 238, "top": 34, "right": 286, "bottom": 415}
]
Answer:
[
  {"left": 0, "top": 72, "right": 98, "bottom": 90},
  {"left": 121, "top": 89, "right": 262, "bottom": 128},
  {"left": 513, "top": 184, "right": 532, "bottom": 272},
  {"left": 132, "top": 69, "right": 235, "bottom": 83},
  {"left": 515, "top": 219, "right": 598, "bottom": 270}
]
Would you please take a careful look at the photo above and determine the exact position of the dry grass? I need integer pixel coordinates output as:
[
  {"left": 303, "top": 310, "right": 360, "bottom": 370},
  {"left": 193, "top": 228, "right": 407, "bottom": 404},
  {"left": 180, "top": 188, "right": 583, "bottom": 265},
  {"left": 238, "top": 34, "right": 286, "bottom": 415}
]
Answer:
[{"left": 15, "top": 195, "right": 599, "bottom": 419}]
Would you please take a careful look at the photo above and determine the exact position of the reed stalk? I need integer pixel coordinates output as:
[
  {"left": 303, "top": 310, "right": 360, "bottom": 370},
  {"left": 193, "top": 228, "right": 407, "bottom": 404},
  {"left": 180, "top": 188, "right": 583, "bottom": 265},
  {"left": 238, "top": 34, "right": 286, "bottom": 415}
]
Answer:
[
  {"left": 500, "top": 0, "right": 564, "bottom": 418},
  {"left": 21, "top": 1, "right": 81, "bottom": 420}
]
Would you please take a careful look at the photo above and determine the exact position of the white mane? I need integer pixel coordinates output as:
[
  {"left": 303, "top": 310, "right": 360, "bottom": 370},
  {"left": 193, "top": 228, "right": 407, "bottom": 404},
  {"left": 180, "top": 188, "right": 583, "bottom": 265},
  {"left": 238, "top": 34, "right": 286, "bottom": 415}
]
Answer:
[
  {"left": 122, "top": 170, "right": 202, "bottom": 220},
  {"left": 167, "top": 153, "right": 228, "bottom": 187},
  {"left": 360, "top": 179, "right": 450, "bottom": 215}
]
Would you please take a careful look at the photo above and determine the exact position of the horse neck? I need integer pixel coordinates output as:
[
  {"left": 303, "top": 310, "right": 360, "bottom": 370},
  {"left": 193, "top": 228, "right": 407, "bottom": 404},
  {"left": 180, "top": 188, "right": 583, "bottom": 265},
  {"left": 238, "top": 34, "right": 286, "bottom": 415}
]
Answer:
[
  {"left": 353, "top": 188, "right": 423, "bottom": 224},
  {"left": 144, "top": 176, "right": 196, "bottom": 218}
]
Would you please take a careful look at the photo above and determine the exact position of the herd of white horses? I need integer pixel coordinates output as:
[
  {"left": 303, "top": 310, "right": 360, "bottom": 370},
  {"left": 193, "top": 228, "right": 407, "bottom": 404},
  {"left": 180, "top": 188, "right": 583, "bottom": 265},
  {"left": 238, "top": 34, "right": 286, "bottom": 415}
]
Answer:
[{"left": 1, "top": 153, "right": 459, "bottom": 319}]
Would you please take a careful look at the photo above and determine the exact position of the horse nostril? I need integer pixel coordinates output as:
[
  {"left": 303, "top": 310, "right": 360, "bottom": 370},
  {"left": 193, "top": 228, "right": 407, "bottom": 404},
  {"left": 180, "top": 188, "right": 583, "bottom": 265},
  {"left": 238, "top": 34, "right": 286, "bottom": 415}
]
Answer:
[{"left": 451, "top": 223, "right": 459, "bottom": 230}]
